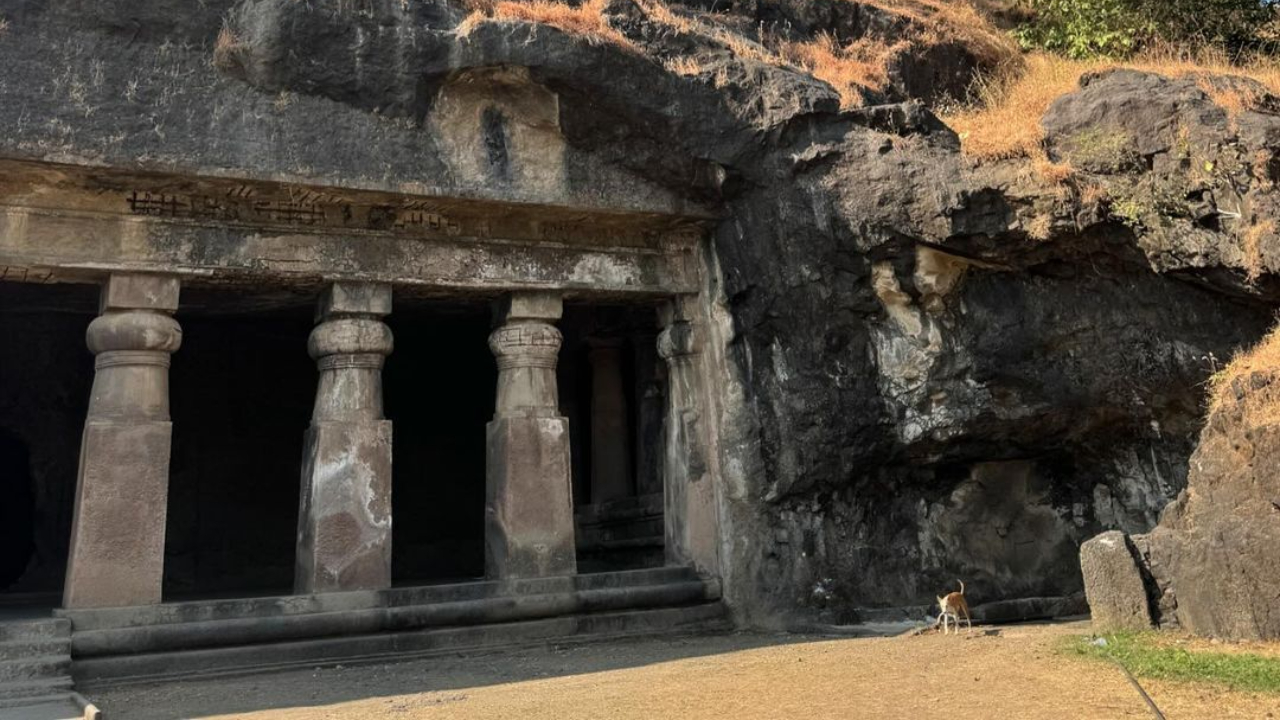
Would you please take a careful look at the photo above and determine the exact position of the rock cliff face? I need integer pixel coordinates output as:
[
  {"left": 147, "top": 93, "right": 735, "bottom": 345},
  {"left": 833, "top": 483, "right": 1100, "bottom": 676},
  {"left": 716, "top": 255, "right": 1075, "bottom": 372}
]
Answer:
[
  {"left": 2, "top": 0, "right": 1277, "bottom": 625},
  {"left": 1084, "top": 330, "right": 1280, "bottom": 641}
]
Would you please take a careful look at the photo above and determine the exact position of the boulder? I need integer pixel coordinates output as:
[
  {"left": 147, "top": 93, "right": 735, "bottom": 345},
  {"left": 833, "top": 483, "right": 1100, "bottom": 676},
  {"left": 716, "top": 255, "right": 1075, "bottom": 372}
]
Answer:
[{"left": 1080, "top": 531, "right": 1153, "bottom": 632}]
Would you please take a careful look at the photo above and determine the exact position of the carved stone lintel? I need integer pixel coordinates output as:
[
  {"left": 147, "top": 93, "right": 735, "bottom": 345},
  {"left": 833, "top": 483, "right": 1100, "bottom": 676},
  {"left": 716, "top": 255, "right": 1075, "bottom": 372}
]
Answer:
[{"left": 64, "top": 273, "right": 182, "bottom": 609}]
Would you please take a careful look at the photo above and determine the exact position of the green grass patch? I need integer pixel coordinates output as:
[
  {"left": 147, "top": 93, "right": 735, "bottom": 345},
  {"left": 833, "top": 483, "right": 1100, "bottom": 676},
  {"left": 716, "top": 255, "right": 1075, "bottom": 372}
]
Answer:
[{"left": 1068, "top": 632, "right": 1280, "bottom": 694}]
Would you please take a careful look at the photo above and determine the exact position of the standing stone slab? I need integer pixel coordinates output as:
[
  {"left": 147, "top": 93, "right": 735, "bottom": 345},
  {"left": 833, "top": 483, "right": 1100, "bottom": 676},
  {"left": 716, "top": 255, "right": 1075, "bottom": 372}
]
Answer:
[
  {"left": 1080, "top": 530, "right": 1153, "bottom": 632},
  {"left": 295, "top": 282, "right": 394, "bottom": 594},
  {"left": 485, "top": 292, "right": 577, "bottom": 579},
  {"left": 64, "top": 273, "right": 181, "bottom": 609}
]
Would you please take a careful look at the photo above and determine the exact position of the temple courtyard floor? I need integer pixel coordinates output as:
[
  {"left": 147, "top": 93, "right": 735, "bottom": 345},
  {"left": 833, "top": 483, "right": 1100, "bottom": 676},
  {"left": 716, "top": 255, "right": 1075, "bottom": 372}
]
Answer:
[{"left": 90, "top": 621, "right": 1277, "bottom": 719}]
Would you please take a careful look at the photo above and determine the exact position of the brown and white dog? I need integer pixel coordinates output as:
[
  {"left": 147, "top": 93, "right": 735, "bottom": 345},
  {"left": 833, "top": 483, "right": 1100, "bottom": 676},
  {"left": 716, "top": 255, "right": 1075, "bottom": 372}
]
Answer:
[{"left": 936, "top": 580, "right": 972, "bottom": 634}]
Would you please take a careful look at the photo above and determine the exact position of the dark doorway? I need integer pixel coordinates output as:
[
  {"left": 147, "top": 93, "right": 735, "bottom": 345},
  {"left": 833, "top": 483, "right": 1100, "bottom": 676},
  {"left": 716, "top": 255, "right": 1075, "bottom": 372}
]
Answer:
[
  {"left": 0, "top": 281, "right": 97, "bottom": 600},
  {"left": 163, "top": 287, "right": 315, "bottom": 599},
  {"left": 385, "top": 300, "right": 495, "bottom": 584},
  {"left": 559, "top": 303, "right": 666, "bottom": 572}
]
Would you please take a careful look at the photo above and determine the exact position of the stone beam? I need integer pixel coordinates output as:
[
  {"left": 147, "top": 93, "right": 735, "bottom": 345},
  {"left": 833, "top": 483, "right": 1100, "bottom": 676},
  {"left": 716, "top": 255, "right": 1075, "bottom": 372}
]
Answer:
[
  {"left": 64, "top": 273, "right": 182, "bottom": 609},
  {"left": 485, "top": 292, "right": 577, "bottom": 579},
  {"left": 0, "top": 207, "right": 699, "bottom": 295},
  {"left": 295, "top": 282, "right": 395, "bottom": 594}
]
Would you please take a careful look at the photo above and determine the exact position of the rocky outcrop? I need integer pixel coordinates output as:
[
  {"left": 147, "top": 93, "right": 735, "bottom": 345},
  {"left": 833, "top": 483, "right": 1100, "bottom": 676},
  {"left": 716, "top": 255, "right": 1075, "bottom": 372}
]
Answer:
[
  {"left": 2, "top": 0, "right": 1278, "bottom": 627},
  {"left": 1085, "top": 330, "right": 1280, "bottom": 640}
]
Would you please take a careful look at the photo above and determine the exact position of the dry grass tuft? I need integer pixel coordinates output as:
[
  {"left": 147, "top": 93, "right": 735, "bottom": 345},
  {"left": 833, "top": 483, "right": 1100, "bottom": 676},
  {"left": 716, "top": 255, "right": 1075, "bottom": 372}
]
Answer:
[
  {"left": 780, "top": 34, "right": 904, "bottom": 107},
  {"left": 943, "top": 46, "right": 1280, "bottom": 165},
  {"left": 1027, "top": 213, "right": 1053, "bottom": 241},
  {"left": 1032, "top": 156, "right": 1074, "bottom": 184},
  {"left": 1080, "top": 182, "right": 1110, "bottom": 205},
  {"left": 940, "top": 53, "right": 1095, "bottom": 164},
  {"left": 1243, "top": 220, "right": 1276, "bottom": 285},
  {"left": 458, "top": 0, "right": 634, "bottom": 49},
  {"left": 212, "top": 26, "right": 244, "bottom": 70},
  {"left": 1209, "top": 324, "right": 1280, "bottom": 427},
  {"left": 863, "top": 0, "right": 1020, "bottom": 69},
  {"left": 663, "top": 55, "right": 704, "bottom": 77}
]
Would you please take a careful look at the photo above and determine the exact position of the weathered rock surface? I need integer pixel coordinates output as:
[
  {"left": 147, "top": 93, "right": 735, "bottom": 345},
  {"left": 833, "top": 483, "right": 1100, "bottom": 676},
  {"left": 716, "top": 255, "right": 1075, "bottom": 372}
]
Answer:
[
  {"left": 1101, "top": 341, "right": 1280, "bottom": 640},
  {"left": 1079, "top": 531, "right": 1152, "bottom": 632},
  {"left": 1, "top": 0, "right": 1278, "bottom": 626}
]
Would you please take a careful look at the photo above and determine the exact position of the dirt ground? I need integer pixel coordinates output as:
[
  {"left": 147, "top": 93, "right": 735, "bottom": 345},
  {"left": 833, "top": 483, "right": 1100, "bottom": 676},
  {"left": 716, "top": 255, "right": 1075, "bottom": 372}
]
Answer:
[{"left": 91, "top": 621, "right": 1279, "bottom": 720}]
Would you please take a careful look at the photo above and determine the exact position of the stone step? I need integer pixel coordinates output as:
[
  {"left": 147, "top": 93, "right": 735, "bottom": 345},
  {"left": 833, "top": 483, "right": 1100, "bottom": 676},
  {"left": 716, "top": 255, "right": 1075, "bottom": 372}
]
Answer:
[
  {"left": 0, "top": 620, "right": 71, "bottom": 643},
  {"left": 0, "top": 676, "right": 75, "bottom": 701},
  {"left": 71, "top": 576, "right": 721, "bottom": 657},
  {"left": 60, "top": 566, "right": 703, "bottom": 632},
  {"left": 0, "top": 656, "right": 72, "bottom": 682},
  {"left": 0, "top": 694, "right": 87, "bottom": 720},
  {"left": 0, "top": 639, "right": 70, "bottom": 662},
  {"left": 75, "top": 601, "right": 731, "bottom": 687}
]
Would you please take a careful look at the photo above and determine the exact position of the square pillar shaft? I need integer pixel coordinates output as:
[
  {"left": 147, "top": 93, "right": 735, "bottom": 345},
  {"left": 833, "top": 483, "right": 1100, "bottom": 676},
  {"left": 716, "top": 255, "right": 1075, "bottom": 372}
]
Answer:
[
  {"left": 295, "top": 282, "right": 394, "bottom": 594},
  {"left": 64, "top": 273, "right": 182, "bottom": 609},
  {"left": 485, "top": 292, "right": 577, "bottom": 579}
]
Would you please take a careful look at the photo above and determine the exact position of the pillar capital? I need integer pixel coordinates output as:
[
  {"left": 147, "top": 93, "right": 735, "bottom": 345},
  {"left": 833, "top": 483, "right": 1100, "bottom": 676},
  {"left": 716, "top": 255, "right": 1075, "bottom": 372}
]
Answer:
[
  {"left": 99, "top": 273, "right": 181, "bottom": 313},
  {"left": 657, "top": 320, "right": 697, "bottom": 360},
  {"left": 499, "top": 291, "right": 562, "bottom": 323},
  {"left": 316, "top": 281, "right": 392, "bottom": 320},
  {"left": 489, "top": 291, "right": 564, "bottom": 419}
]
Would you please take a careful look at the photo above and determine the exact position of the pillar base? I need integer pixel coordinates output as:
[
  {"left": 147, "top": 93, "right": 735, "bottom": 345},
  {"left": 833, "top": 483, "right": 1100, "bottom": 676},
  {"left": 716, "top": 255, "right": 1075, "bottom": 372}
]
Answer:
[
  {"left": 485, "top": 417, "right": 577, "bottom": 579},
  {"left": 64, "top": 420, "right": 172, "bottom": 609},
  {"left": 295, "top": 420, "right": 393, "bottom": 594}
]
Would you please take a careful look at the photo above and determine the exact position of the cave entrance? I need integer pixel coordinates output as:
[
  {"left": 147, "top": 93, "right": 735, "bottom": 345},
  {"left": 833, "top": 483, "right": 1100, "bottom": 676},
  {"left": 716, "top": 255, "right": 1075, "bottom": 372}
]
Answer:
[
  {"left": 385, "top": 299, "right": 495, "bottom": 584},
  {"left": 0, "top": 281, "right": 97, "bottom": 608},
  {"left": 561, "top": 302, "right": 666, "bottom": 573},
  {"left": 163, "top": 286, "right": 316, "bottom": 600}
]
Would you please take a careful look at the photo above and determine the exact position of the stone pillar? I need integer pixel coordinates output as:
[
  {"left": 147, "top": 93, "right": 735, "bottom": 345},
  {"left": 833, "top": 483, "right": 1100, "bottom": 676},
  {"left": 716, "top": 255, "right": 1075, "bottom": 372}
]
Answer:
[
  {"left": 64, "top": 273, "right": 182, "bottom": 609},
  {"left": 295, "top": 282, "right": 394, "bottom": 594},
  {"left": 657, "top": 305, "right": 717, "bottom": 572},
  {"left": 588, "top": 338, "right": 633, "bottom": 504},
  {"left": 485, "top": 292, "right": 577, "bottom": 579},
  {"left": 633, "top": 333, "right": 665, "bottom": 497}
]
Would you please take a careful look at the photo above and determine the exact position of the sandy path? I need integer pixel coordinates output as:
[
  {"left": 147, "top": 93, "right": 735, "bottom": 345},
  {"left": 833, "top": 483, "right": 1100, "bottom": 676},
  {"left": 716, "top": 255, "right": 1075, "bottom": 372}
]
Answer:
[{"left": 93, "top": 622, "right": 1279, "bottom": 720}]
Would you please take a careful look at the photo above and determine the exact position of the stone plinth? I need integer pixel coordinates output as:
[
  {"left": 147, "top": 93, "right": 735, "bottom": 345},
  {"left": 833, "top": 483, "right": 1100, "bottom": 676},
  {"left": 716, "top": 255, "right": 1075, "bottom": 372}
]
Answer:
[
  {"left": 588, "top": 338, "right": 633, "bottom": 503},
  {"left": 64, "top": 273, "right": 182, "bottom": 609},
  {"left": 485, "top": 292, "right": 577, "bottom": 579},
  {"left": 295, "top": 282, "right": 394, "bottom": 594}
]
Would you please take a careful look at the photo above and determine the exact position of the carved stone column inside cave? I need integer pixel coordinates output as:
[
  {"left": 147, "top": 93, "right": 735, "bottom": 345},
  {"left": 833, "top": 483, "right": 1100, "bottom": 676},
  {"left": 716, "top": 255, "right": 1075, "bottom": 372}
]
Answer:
[
  {"left": 485, "top": 292, "right": 577, "bottom": 579},
  {"left": 64, "top": 273, "right": 182, "bottom": 609},
  {"left": 295, "top": 282, "right": 394, "bottom": 594},
  {"left": 658, "top": 303, "right": 718, "bottom": 573},
  {"left": 588, "top": 337, "right": 633, "bottom": 504}
]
